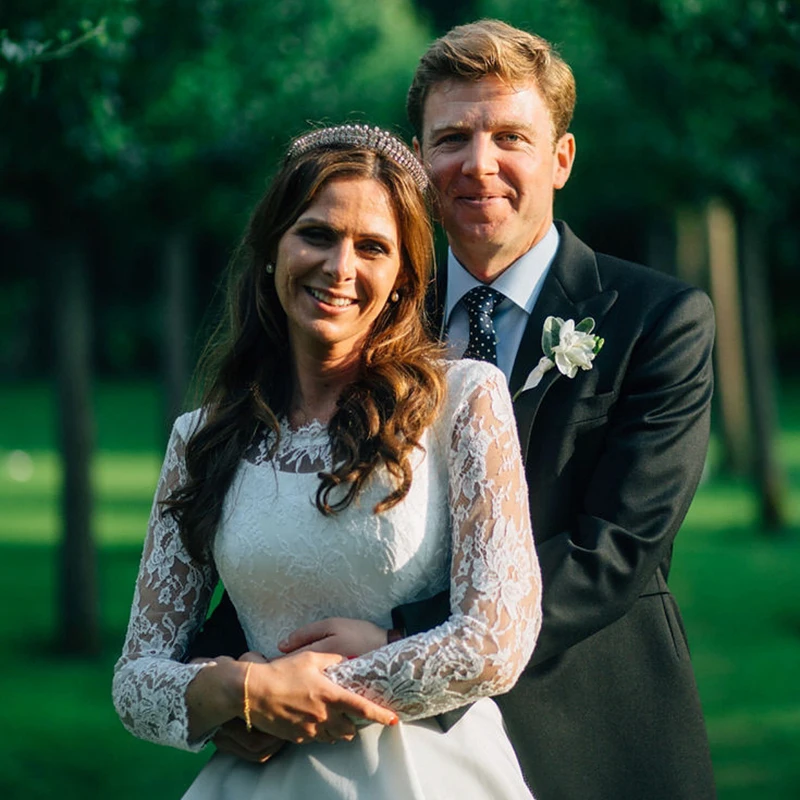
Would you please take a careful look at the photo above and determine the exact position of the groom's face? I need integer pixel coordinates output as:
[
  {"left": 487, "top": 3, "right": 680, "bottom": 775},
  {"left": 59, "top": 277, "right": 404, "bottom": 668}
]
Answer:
[{"left": 415, "top": 75, "right": 574, "bottom": 281}]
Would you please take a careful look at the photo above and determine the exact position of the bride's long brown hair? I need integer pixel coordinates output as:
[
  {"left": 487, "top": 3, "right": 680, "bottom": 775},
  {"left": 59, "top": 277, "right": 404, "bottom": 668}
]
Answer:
[{"left": 165, "top": 142, "right": 446, "bottom": 564}]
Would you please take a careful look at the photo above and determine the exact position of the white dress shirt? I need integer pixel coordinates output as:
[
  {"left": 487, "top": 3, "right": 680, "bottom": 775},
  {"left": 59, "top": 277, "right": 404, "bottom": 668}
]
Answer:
[{"left": 444, "top": 224, "right": 560, "bottom": 381}]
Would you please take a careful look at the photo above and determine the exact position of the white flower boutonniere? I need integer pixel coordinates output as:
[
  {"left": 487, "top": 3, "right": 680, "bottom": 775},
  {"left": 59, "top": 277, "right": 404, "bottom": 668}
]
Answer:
[{"left": 513, "top": 316, "right": 604, "bottom": 400}]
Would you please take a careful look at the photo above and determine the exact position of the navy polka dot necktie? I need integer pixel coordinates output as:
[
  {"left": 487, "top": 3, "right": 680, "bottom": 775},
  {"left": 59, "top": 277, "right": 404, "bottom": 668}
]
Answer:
[{"left": 461, "top": 286, "right": 504, "bottom": 365}]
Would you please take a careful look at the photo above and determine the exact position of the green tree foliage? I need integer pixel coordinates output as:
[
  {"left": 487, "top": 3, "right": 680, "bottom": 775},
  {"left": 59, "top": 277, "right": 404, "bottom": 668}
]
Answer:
[
  {"left": 0, "top": 1, "right": 137, "bottom": 238},
  {"left": 479, "top": 0, "right": 800, "bottom": 216},
  {"left": 122, "top": 0, "right": 431, "bottom": 237},
  {"left": 1, "top": 0, "right": 431, "bottom": 239},
  {"left": 0, "top": 17, "right": 110, "bottom": 96},
  {"left": 0, "top": 0, "right": 432, "bottom": 375}
]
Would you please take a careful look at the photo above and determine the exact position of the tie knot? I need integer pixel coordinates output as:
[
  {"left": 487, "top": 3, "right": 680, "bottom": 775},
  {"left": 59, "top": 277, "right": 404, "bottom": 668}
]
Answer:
[{"left": 462, "top": 286, "right": 504, "bottom": 318}]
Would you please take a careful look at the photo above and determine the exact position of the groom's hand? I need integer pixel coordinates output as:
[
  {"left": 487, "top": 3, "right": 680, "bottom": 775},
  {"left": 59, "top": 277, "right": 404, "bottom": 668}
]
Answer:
[
  {"left": 278, "top": 618, "right": 389, "bottom": 658},
  {"left": 212, "top": 717, "right": 285, "bottom": 764}
]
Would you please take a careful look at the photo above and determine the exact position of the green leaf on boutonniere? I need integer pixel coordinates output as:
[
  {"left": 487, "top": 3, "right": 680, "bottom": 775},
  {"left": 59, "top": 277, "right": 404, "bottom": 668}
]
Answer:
[
  {"left": 541, "top": 316, "right": 562, "bottom": 358},
  {"left": 593, "top": 337, "right": 605, "bottom": 354},
  {"left": 576, "top": 317, "right": 595, "bottom": 334}
]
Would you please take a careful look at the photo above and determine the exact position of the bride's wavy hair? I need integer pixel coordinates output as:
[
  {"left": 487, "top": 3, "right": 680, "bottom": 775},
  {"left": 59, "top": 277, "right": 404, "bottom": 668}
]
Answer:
[{"left": 165, "top": 138, "right": 446, "bottom": 563}]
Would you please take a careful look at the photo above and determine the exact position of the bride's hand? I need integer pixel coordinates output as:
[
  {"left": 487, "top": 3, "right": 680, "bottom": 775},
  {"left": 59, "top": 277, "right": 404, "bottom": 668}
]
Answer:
[
  {"left": 245, "top": 651, "right": 398, "bottom": 744},
  {"left": 206, "top": 652, "right": 286, "bottom": 762},
  {"left": 278, "top": 618, "right": 389, "bottom": 659}
]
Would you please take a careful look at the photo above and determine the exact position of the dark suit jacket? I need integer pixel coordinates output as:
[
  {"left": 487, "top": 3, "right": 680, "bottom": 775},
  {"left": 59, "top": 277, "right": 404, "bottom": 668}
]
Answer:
[{"left": 188, "top": 222, "right": 717, "bottom": 799}]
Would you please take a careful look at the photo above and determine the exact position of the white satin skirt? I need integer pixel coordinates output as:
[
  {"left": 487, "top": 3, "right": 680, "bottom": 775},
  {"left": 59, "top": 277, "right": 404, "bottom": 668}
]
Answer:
[{"left": 182, "top": 698, "right": 534, "bottom": 799}]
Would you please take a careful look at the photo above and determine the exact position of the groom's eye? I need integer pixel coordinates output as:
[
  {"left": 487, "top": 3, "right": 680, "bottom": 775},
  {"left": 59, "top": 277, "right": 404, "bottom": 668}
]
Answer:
[{"left": 435, "top": 132, "right": 467, "bottom": 146}]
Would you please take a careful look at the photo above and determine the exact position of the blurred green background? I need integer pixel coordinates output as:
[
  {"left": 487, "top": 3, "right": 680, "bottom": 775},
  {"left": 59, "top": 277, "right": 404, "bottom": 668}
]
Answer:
[{"left": 2, "top": 1, "right": 799, "bottom": 797}]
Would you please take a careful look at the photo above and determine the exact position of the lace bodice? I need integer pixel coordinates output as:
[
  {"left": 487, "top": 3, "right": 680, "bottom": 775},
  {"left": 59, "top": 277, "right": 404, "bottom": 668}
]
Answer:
[{"left": 112, "top": 359, "right": 541, "bottom": 751}]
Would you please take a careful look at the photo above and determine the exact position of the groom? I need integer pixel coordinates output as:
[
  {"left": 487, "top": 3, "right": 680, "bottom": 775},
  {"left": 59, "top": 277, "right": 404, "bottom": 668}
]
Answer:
[{"left": 191, "top": 20, "right": 717, "bottom": 799}]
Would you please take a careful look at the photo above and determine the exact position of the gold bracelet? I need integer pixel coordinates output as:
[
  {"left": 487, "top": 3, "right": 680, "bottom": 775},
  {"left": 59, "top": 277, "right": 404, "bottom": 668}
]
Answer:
[{"left": 243, "top": 662, "right": 253, "bottom": 733}]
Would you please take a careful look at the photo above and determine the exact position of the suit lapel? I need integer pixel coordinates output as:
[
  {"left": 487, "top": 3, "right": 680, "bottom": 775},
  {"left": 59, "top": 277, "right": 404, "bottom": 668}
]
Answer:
[
  {"left": 509, "top": 270, "right": 577, "bottom": 396},
  {"left": 512, "top": 223, "right": 618, "bottom": 463}
]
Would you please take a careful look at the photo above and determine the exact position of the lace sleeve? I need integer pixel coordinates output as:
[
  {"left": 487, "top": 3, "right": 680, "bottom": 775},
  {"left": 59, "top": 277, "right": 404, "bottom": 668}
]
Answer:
[
  {"left": 327, "top": 365, "right": 542, "bottom": 720},
  {"left": 112, "top": 413, "right": 218, "bottom": 751}
]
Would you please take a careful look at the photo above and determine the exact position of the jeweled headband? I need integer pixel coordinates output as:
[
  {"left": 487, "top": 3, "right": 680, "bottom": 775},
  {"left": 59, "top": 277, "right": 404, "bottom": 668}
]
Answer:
[{"left": 286, "top": 124, "right": 429, "bottom": 192}]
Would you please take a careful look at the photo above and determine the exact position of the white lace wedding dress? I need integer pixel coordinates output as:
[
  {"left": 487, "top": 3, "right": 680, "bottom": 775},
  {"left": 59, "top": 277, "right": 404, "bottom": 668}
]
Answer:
[{"left": 113, "top": 360, "right": 540, "bottom": 799}]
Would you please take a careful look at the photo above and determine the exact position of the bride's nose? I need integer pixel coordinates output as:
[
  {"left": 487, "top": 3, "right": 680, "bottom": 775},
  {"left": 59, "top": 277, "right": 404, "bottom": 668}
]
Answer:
[{"left": 321, "top": 241, "right": 357, "bottom": 281}]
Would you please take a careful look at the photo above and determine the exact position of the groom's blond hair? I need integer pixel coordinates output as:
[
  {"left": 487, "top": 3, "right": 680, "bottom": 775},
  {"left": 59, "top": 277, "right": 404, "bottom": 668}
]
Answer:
[{"left": 407, "top": 19, "right": 576, "bottom": 146}]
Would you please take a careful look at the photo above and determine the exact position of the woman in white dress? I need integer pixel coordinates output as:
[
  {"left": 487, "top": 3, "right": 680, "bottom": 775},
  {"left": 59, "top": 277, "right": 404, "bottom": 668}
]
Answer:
[{"left": 112, "top": 124, "right": 541, "bottom": 799}]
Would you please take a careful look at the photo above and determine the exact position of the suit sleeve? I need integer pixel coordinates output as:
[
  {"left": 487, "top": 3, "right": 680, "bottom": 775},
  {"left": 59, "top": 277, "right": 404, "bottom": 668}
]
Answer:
[{"left": 529, "top": 286, "right": 714, "bottom": 666}]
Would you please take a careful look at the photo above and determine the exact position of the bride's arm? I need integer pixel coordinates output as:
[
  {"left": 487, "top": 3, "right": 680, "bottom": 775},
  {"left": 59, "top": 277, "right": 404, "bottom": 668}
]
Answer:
[
  {"left": 326, "top": 365, "right": 542, "bottom": 720},
  {"left": 112, "top": 413, "right": 227, "bottom": 751}
]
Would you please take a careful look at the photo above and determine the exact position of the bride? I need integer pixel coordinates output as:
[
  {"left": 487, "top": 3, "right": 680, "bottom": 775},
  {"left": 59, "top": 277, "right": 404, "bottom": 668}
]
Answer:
[{"left": 112, "top": 124, "right": 541, "bottom": 798}]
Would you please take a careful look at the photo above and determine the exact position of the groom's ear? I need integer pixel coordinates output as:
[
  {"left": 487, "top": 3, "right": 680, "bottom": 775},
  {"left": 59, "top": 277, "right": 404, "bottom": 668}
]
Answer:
[
  {"left": 553, "top": 133, "right": 576, "bottom": 190},
  {"left": 412, "top": 136, "right": 421, "bottom": 157}
]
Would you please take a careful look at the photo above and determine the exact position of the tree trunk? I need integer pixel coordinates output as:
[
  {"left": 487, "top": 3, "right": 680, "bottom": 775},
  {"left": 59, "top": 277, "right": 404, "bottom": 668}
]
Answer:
[
  {"left": 674, "top": 206, "right": 707, "bottom": 289},
  {"left": 740, "top": 211, "right": 786, "bottom": 530},
  {"left": 162, "top": 229, "right": 192, "bottom": 439},
  {"left": 705, "top": 198, "right": 751, "bottom": 475},
  {"left": 54, "top": 244, "right": 99, "bottom": 655}
]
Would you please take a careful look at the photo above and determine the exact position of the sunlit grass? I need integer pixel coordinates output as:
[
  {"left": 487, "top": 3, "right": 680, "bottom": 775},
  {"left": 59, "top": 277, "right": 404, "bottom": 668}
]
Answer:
[
  {"left": 0, "top": 450, "right": 160, "bottom": 545},
  {"left": 671, "top": 457, "right": 800, "bottom": 797}
]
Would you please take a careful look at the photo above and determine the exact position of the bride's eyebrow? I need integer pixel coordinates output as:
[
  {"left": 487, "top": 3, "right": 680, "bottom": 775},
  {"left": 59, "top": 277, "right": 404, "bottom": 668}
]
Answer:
[
  {"left": 293, "top": 217, "right": 339, "bottom": 234},
  {"left": 295, "top": 215, "right": 331, "bottom": 225}
]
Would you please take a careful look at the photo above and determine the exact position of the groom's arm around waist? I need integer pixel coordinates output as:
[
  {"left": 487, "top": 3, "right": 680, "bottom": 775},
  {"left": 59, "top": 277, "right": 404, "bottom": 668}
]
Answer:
[{"left": 185, "top": 590, "right": 248, "bottom": 660}]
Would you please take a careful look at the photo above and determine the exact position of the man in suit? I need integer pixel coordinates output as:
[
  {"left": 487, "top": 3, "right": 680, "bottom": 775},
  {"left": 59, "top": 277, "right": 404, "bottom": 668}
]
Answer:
[{"left": 190, "top": 19, "right": 717, "bottom": 798}]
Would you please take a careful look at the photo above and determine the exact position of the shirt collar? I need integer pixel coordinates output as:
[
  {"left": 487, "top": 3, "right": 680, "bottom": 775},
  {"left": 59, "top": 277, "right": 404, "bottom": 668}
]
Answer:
[{"left": 444, "top": 223, "right": 560, "bottom": 323}]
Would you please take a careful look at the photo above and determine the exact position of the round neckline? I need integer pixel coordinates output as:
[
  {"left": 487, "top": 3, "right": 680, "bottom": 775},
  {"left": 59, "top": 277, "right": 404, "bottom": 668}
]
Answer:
[{"left": 280, "top": 416, "right": 329, "bottom": 439}]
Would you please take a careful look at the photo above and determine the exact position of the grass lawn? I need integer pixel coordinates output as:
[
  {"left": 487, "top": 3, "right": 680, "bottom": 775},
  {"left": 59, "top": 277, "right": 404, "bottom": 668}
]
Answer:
[{"left": 1, "top": 380, "right": 799, "bottom": 798}]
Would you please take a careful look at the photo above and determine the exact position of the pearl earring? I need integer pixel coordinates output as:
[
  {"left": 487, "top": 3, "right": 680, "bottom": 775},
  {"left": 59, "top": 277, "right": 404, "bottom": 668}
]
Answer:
[
  {"left": 265, "top": 262, "right": 274, "bottom": 274},
  {"left": 390, "top": 290, "right": 399, "bottom": 303}
]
